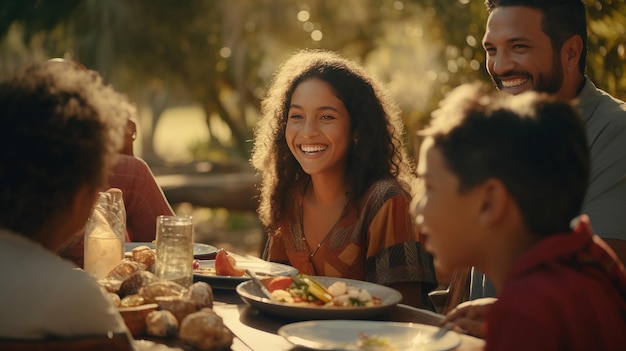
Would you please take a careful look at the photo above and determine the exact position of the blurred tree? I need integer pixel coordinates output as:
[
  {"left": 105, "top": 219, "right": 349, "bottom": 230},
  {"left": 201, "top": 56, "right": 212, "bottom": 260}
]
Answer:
[
  {"left": 586, "top": 0, "right": 626, "bottom": 96},
  {"left": 0, "top": 0, "right": 623, "bottom": 163},
  {"left": 0, "top": 0, "right": 413, "bottom": 161}
]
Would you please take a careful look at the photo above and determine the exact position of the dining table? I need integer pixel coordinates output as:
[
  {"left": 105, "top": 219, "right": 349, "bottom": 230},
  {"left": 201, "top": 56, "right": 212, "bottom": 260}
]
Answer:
[{"left": 135, "top": 253, "right": 486, "bottom": 351}]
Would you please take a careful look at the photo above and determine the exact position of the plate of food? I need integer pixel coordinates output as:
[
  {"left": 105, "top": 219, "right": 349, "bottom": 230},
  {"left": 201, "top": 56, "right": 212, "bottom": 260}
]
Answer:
[
  {"left": 278, "top": 320, "right": 461, "bottom": 351},
  {"left": 124, "top": 242, "right": 218, "bottom": 258},
  {"left": 193, "top": 249, "right": 298, "bottom": 289},
  {"left": 236, "top": 275, "right": 402, "bottom": 320}
]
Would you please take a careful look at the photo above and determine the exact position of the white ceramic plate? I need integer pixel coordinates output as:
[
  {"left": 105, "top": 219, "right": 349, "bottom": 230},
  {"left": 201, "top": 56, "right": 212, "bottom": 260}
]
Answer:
[
  {"left": 193, "top": 259, "right": 298, "bottom": 289},
  {"left": 236, "top": 276, "right": 402, "bottom": 320},
  {"left": 278, "top": 320, "right": 461, "bottom": 351},
  {"left": 124, "top": 242, "right": 217, "bottom": 258}
]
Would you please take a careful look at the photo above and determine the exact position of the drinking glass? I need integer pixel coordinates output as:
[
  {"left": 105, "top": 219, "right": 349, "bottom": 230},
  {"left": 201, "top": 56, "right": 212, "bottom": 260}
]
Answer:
[{"left": 154, "top": 215, "right": 194, "bottom": 287}]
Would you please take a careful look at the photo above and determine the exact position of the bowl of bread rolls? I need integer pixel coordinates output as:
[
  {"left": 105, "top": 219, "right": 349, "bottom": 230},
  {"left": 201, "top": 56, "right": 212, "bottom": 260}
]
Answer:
[{"left": 99, "top": 245, "right": 233, "bottom": 350}]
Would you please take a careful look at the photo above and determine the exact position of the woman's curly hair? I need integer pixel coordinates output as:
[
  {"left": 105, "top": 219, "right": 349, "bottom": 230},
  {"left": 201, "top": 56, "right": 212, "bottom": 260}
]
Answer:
[{"left": 251, "top": 49, "right": 416, "bottom": 232}]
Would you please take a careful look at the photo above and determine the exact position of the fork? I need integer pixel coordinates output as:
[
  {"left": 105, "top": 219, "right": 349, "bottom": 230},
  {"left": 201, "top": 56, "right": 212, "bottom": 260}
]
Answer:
[
  {"left": 245, "top": 269, "right": 277, "bottom": 302},
  {"left": 431, "top": 322, "right": 454, "bottom": 340},
  {"left": 411, "top": 322, "right": 454, "bottom": 347}
]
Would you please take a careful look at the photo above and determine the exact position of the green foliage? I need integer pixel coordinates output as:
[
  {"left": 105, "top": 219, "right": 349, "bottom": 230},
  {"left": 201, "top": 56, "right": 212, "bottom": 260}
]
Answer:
[
  {"left": 0, "top": 0, "right": 623, "bottom": 161},
  {"left": 586, "top": 0, "right": 626, "bottom": 96},
  {"left": 0, "top": 0, "right": 81, "bottom": 39}
]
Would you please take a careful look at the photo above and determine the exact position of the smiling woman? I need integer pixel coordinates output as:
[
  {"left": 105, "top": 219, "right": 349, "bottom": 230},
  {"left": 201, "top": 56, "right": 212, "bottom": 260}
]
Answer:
[
  {"left": 250, "top": 49, "right": 437, "bottom": 310},
  {"left": 285, "top": 78, "right": 353, "bottom": 180}
]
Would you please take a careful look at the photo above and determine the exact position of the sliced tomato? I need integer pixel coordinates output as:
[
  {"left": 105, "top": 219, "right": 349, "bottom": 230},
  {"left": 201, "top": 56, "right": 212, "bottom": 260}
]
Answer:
[
  {"left": 214, "top": 248, "right": 245, "bottom": 277},
  {"left": 267, "top": 276, "right": 293, "bottom": 292}
]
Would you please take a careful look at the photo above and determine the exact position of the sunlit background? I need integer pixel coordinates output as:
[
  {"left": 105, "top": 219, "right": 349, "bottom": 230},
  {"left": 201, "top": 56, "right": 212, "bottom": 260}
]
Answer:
[{"left": 1, "top": 0, "right": 624, "bottom": 256}]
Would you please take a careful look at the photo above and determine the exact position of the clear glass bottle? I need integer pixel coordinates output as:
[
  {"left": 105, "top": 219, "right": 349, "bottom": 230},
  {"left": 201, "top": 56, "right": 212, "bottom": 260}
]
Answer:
[{"left": 84, "top": 188, "right": 126, "bottom": 279}]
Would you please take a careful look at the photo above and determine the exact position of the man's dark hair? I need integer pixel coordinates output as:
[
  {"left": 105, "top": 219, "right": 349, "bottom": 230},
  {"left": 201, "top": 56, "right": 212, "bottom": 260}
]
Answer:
[{"left": 485, "top": 0, "right": 587, "bottom": 74}]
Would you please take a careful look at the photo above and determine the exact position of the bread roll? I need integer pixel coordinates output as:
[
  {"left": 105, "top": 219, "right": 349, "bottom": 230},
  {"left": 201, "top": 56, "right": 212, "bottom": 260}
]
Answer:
[
  {"left": 131, "top": 245, "right": 156, "bottom": 267},
  {"left": 179, "top": 308, "right": 233, "bottom": 351},
  {"left": 120, "top": 294, "right": 146, "bottom": 307},
  {"left": 155, "top": 296, "right": 198, "bottom": 324},
  {"left": 107, "top": 259, "right": 146, "bottom": 281},
  {"left": 139, "top": 280, "right": 184, "bottom": 303},
  {"left": 119, "top": 270, "right": 159, "bottom": 298},
  {"left": 183, "top": 281, "right": 214, "bottom": 309},
  {"left": 146, "top": 310, "right": 179, "bottom": 337},
  {"left": 98, "top": 277, "right": 123, "bottom": 294}
]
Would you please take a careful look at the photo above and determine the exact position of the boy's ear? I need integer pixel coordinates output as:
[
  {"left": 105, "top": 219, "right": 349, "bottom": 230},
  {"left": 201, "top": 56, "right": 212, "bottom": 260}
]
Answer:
[{"left": 477, "top": 178, "right": 509, "bottom": 225}]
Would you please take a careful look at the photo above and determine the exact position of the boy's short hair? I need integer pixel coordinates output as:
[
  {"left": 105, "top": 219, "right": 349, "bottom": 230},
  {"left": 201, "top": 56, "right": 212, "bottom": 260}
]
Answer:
[{"left": 420, "top": 82, "right": 589, "bottom": 235}]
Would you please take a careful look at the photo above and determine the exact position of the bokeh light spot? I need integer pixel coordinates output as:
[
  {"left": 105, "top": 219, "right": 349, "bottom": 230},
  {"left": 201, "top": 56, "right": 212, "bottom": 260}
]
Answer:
[
  {"left": 297, "top": 10, "right": 310, "bottom": 22},
  {"left": 311, "top": 30, "right": 323, "bottom": 41}
]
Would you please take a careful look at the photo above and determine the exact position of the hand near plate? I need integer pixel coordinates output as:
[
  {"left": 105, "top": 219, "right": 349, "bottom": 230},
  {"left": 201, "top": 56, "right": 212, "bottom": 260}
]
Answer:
[{"left": 442, "top": 297, "right": 497, "bottom": 338}]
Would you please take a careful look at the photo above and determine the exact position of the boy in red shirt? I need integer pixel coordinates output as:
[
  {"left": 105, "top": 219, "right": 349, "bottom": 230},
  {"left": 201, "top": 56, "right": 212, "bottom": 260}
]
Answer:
[{"left": 414, "top": 82, "right": 626, "bottom": 350}]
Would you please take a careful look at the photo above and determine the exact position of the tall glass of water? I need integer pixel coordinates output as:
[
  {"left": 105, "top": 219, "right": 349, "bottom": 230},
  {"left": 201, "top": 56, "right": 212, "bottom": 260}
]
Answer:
[{"left": 154, "top": 215, "right": 194, "bottom": 287}]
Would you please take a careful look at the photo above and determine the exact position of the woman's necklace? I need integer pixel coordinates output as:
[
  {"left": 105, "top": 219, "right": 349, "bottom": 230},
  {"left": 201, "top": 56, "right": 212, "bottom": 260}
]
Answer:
[
  {"left": 300, "top": 203, "right": 334, "bottom": 259},
  {"left": 299, "top": 193, "right": 351, "bottom": 273}
]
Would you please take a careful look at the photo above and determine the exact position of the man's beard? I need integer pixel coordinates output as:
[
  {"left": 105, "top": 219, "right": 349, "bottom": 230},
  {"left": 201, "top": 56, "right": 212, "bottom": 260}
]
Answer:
[{"left": 492, "top": 51, "right": 564, "bottom": 94}]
